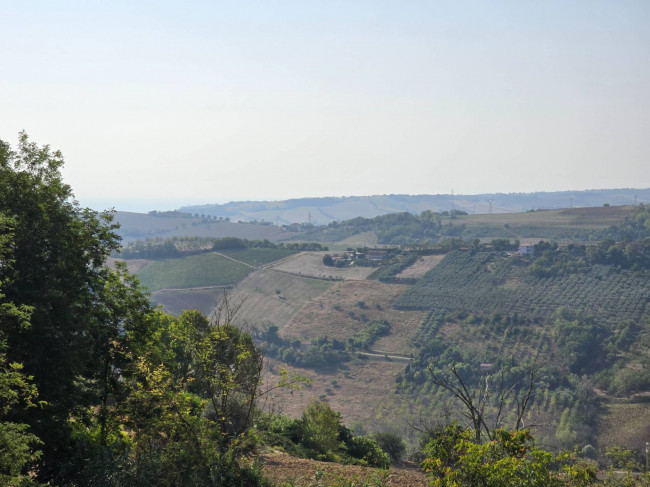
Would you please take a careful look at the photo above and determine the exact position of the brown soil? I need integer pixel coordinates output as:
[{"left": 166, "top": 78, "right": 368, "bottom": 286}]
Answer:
[{"left": 258, "top": 451, "right": 428, "bottom": 486}]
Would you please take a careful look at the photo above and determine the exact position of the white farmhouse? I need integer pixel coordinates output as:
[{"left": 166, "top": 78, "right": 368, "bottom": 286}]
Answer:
[{"left": 519, "top": 244, "right": 535, "bottom": 255}]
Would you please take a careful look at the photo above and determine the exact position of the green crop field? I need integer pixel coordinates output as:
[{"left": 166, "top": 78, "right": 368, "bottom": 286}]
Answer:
[
  {"left": 215, "top": 247, "right": 298, "bottom": 266},
  {"left": 136, "top": 252, "right": 252, "bottom": 291},
  {"left": 395, "top": 250, "right": 650, "bottom": 325}
]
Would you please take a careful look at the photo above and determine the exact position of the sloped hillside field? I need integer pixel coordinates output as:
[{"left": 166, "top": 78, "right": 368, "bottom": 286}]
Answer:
[
  {"left": 395, "top": 250, "right": 650, "bottom": 324},
  {"left": 136, "top": 252, "right": 252, "bottom": 291}
]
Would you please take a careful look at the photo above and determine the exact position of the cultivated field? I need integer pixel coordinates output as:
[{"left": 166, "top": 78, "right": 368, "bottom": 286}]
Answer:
[
  {"left": 395, "top": 254, "right": 445, "bottom": 279},
  {"left": 337, "top": 230, "right": 379, "bottom": 248},
  {"left": 226, "top": 269, "right": 335, "bottom": 329},
  {"left": 444, "top": 205, "right": 637, "bottom": 243},
  {"left": 151, "top": 287, "right": 224, "bottom": 316},
  {"left": 106, "top": 257, "right": 150, "bottom": 274},
  {"left": 269, "top": 252, "right": 377, "bottom": 280},
  {"left": 280, "top": 280, "right": 427, "bottom": 355},
  {"left": 136, "top": 252, "right": 252, "bottom": 291}
]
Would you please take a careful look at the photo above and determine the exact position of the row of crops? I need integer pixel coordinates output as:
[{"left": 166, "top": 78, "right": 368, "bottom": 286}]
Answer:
[
  {"left": 136, "top": 253, "right": 252, "bottom": 291},
  {"left": 395, "top": 250, "right": 650, "bottom": 325}
]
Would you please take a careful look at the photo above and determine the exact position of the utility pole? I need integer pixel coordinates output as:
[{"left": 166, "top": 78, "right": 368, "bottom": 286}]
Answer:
[{"left": 488, "top": 199, "right": 494, "bottom": 215}]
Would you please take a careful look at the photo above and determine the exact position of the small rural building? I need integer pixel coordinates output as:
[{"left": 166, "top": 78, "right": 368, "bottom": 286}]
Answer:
[
  {"left": 519, "top": 244, "right": 535, "bottom": 255},
  {"left": 367, "top": 250, "right": 388, "bottom": 261}
]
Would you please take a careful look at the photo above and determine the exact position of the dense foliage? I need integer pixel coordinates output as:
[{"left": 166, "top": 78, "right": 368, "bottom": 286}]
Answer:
[
  {"left": 0, "top": 135, "right": 274, "bottom": 485},
  {"left": 257, "top": 400, "right": 390, "bottom": 469}
]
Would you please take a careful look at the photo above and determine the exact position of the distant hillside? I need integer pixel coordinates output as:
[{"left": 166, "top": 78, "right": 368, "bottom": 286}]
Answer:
[
  {"left": 112, "top": 211, "right": 287, "bottom": 243},
  {"left": 180, "top": 188, "right": 650, "bottom": 225}
]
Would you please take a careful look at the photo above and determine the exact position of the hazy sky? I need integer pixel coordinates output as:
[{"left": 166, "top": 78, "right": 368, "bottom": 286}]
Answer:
[{"left": 2, "top": 1, "right": 649, "bottom": 211}]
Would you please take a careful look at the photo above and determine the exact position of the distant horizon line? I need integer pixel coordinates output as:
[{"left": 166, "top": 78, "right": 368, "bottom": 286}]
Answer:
[{"left": 79, "top": 187, "right": 650, "bottom": 214}]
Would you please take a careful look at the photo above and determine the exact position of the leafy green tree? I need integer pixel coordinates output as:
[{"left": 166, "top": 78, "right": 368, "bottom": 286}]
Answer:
[
  {"left": 301, "top": 400, "right": 342, "bottom": 457},
  {"left": 0, "top": 134, "right": 168, "bottom": 482},
  {"left": 0, "top": 215, "right": 42, "bottom": 486},
  {"left": 371, "top": 431, "right": 405, "bottom": 462},
  {"left": 422, "top": 427, "right": 596, "bottom": 486}
]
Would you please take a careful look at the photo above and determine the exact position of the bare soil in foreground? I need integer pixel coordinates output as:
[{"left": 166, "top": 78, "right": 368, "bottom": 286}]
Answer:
[{"left": 258, "top": 451, "right": 428, "bottom": 486}]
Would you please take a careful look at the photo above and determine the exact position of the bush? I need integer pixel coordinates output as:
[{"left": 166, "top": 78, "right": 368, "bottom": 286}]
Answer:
[{"left": 372, "top": 432, "right": 405, "bottom": 462}]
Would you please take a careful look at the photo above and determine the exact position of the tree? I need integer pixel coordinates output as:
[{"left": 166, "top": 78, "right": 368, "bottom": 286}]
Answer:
[
  {"left": 119, "top": 308, "right": 267, "bottom": 486},
  {"left": 422, "top": 427, "right": 576, "bottom": 487},
  {"left": 301, "top": 400, "right": 342, "bottom": 456},
  {"left": 428, "top": 363, "right": 538, "bottom": 444},
  {"left": 0, "top": 134, "right": 157, "bottom": 482},
  {"left": 371, "top": 432, "right": 405, "bottom": 462},
  {"left": 0, "top": 215, "right": 42, "bottom": 485}
]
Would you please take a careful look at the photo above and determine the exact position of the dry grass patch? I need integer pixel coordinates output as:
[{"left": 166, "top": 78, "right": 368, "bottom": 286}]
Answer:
[
  {"left": 396, "top": 254, "right": 445, "bottom": 279},
  {"left": 263, "top": 357, "right": 406, "bottom": 425},
  {"left": 338, "top": 230, "right": 379, "bottom": 247},
  {"left": 227, "top": 269, "right": 334, "bottom": 329},
  {"left": 281, "top": 280, "right": 426, "bottom": 354},
  {"left": 269, "top": 252, "right": 376, "bottom": 280},
  {"left": 596, "top": 399, "right": 650, "bottom": 452}
]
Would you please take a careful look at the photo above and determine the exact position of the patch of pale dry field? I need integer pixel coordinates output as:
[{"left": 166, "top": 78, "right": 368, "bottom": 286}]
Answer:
[
  {"left": 226, "top": 269, "right": 334, "bottom": 329},
  {"left": 263, "top": 357, "right": 406, "bottom": 425},
  {"left": 281, "top": 280, "right": 427, "bottom": 355},
  {"left": 269, "top": 252, "right": 377, "bottom": 280},
  {"left": 396, "top": 254, "right": 445, "bottom": 279}
]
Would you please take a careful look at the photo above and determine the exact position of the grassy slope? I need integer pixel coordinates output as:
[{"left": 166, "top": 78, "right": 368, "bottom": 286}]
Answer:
[
  {"left": 136, "top": 252, "right": 252, "bottom": 291},
  {"left": 227, "top": 269, "right": 335, "bottom": 330}
]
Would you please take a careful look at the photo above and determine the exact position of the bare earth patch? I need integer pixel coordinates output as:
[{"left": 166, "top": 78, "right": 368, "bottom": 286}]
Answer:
[
  {"left": 263, "top": 358, "right": 406, "bottom": 425},
  {"left": 269, "top": 252, "right": 377, "bottom": 281},
  {"left": 396, "top": 254, "right": 445, "bottom": 279},
  {"left": 281, "top": 280, "right": 427, "bottom": 354},
  {"left": 259, "top": 451, "right": 428, "bottom": 487}
]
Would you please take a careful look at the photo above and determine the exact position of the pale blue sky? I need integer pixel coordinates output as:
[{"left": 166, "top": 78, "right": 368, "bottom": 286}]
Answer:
[{"left": 1, "top": 1, "right": 649, "bottom": 211}]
